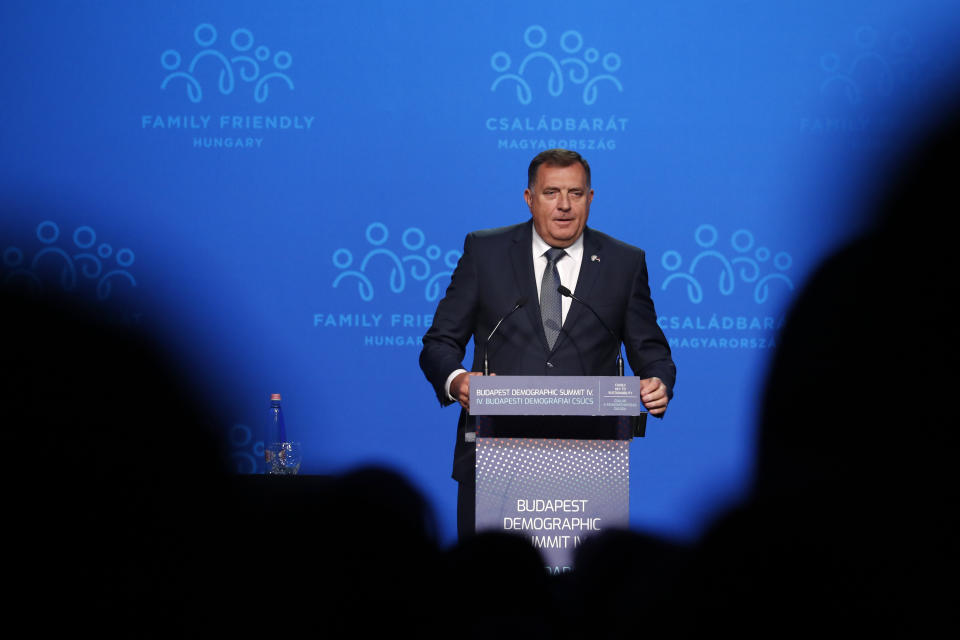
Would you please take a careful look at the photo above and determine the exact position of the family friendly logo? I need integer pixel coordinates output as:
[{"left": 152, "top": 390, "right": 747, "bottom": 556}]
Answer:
[
  {"left": 160, "top": 23, "right": 294, "bottom": 104},
  {"left": 486, "top": 25, "right": 629, "bottom": 152},
  {"left": 143, "top": 22, "right": 314, "bottom": 150},
  {"left": 656, "top": 224, "right": 793, "bottom": 350},
  {"left": 801, "top": 25, "right": 925, "bottom": 135},
  {"left": 490, "top": 25, "right": 623, "bottom": 106},
  {"left": 330, "top": 222, "right": 462, "bottom": 303},
  {"left": 661, "top": 224, "right": 794, "bottom": 305},
  {"left": 2, "top": 221, "right": 140, "bottom": 322},
  {"left": 312, "top": 222, "right": 463, "bottom": 348},
  {"left": 227, "top": 423, "right": 263, "bottom": 474}
]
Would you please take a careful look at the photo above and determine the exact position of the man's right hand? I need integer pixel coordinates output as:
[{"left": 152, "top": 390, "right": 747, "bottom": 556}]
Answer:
[{"left": 451, "top": 371, "right": 485, "bottom": 411}]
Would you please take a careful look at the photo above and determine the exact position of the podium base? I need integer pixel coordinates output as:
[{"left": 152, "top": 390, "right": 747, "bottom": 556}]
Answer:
[{"left": 475, "top": 437, "right": 630, "bottom": 573}]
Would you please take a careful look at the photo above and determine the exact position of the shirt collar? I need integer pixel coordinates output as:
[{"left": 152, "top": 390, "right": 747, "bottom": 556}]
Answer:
[{"left": 531, "top": 225, "right": 585, "bottom": 263}]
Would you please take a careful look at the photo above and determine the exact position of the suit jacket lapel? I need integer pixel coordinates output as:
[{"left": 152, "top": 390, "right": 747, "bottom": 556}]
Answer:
[
  {"left": 553, "top": 227, "right": 603, "bottom": 352},
  {"left": 509, "top": 222, "right": 550, "bottom": 352}
]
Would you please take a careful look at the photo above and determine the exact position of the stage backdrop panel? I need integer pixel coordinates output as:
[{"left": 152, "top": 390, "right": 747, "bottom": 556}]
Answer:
[{"left": 2, "top": 0, "right": 959, "bottom": 543}]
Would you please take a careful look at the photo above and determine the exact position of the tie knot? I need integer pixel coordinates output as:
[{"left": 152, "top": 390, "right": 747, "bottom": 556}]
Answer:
[{"left": 545, "top": 247, "right": 565, "bottom": 265}]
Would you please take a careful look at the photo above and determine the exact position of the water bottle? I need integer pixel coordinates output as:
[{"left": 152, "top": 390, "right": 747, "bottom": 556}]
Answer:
[
  {"left": 265, "top": 393, "right": 302, "bottom": 474},
  {"left": 265, "top": 393, "right": 296, "bottom": 474},
  {"left": 268, "top": 393, "right": 287, "bottom": 444}
]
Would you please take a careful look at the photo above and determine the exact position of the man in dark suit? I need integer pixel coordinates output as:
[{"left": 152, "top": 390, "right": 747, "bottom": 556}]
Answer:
[{"left": 419, "top": 149, "right": 675, "bottom": 538}]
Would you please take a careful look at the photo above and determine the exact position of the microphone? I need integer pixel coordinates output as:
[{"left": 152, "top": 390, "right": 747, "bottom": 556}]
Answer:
[
  {"left": 484, "top": 297, "right": 527, "bottom": 376},
  {"left": 557, "top": 285, "right": 624, "bottom": 376}
]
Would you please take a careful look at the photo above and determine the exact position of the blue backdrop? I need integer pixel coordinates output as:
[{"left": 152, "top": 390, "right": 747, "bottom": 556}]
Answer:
[{"left": 3, "top": 0, "right": 958, "bottom": 543}]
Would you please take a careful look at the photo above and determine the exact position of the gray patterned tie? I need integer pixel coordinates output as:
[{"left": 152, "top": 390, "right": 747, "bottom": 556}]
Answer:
[{"left": 540, "top": 247, "right": 566, "bottom": 350}]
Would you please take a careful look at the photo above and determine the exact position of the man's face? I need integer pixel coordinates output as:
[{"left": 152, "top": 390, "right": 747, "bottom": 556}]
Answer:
[{"left": 524, "top": 163, "right": 593, "bottom": 248}]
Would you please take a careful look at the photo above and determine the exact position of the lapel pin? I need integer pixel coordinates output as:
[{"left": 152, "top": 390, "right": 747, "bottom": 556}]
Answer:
[{"left": 591, "top": 254, "right": 600, "bottom": 263}]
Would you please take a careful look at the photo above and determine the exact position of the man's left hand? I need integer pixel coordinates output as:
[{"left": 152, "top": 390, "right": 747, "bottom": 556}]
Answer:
[{"left": 639, "top": 377, "right": 669, "bottom": 416}]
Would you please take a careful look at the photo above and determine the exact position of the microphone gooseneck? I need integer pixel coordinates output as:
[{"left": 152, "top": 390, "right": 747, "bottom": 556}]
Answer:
[
  {"left": 557, "top": 286, "right": 624, "bottom": 376},
  {"left": 484, "top": 297, "right": 528, "bottom": 375}
]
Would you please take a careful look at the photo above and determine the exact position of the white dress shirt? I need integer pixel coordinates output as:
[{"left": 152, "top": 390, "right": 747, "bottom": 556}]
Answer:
[{"left": 531, "top": 226, "right": 583, "bottom": 324}]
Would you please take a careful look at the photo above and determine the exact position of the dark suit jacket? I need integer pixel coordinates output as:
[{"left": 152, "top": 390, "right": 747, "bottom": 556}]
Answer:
[{"left": 419, "top": 221, "right": 675, "bottom": 482}]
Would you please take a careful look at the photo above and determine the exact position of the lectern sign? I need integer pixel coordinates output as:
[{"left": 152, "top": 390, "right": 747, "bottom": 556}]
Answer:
[
  {"left": 471, "top": 376, "right": 643, "bottom": 573},
  {"left": 470, "top": 375, "right": 641, "bottom": 415}
]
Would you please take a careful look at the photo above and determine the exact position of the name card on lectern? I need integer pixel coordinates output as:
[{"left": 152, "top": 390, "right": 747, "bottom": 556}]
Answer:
[{"left": 470, "top": 375, "right": 643, "bottom": 416}]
